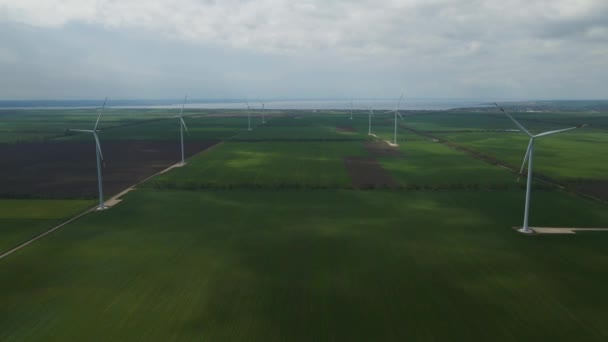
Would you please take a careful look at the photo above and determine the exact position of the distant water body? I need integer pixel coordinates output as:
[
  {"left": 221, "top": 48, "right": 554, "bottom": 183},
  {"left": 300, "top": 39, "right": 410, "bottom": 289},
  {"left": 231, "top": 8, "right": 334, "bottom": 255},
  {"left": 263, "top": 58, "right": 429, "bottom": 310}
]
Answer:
[{"left": 0, "top": 98, "right": 492, "bottom": 111}]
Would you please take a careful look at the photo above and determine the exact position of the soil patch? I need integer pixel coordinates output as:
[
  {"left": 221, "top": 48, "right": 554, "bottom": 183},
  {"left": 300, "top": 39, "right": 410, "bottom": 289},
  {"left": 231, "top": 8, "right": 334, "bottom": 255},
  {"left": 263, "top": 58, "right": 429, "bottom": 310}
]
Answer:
[
  {"left": 336, "top": 126, "right": 356, "bottom": 133},
  {"left": 364, "top": 141, "right": 402, "bottom": 158},
  {"left": 344, "top": 157, "right": 399, "bottom": 189},
  {"left": 0, "top": 140, "right": 219, "bottom": 199},
  {"left": 571, "top": 182, "right": 608, "bottom": 202}
]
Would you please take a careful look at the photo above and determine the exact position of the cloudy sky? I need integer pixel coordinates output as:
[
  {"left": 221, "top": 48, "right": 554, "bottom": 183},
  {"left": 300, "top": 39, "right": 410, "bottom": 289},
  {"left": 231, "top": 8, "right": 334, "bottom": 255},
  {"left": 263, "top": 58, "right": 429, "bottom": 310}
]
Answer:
[{"left": 0, "top": 0, "right": 606, "bottom": 100}]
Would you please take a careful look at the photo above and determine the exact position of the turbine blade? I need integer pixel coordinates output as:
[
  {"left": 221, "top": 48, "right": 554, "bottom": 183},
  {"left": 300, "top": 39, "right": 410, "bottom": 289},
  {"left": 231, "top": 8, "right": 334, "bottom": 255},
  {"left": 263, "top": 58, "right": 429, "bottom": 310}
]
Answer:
[
  {"left": 520, "top": 139, "right": 533, "bottom": 174},
  {"left": 179, "top": 95, "right": 187, "bottom": 117},
  {"left": 495, "top": 103, "right": 533, "bottom": 137},
  {"left": 396, "top": 92, "right": 404, "bottom": 110},
  {"left": 69, "top": 129, "right": 94, "bottom": 133},
  {"left": 398, "top": 112, "right": 405, "bottom": 120},
  {"left": 93, "top": 132, "right": 104, "bottom": 160},
  {"left": 534, "top": 126, "right": 579, "bottom": 138},
  {"left": 180, "top": 117, "right": 190, "bottom": 135},
  {"left": 93, "top": 97, "right": 107, "bottom": 131}
]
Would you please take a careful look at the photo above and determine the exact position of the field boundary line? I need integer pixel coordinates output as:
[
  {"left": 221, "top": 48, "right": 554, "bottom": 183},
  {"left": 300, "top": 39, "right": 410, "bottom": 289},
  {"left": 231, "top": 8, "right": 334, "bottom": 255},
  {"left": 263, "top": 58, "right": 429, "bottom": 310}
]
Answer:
[
  {"left": 398, "top": 123, "right": 608, "bottom": 204},
  {"left": 0, "top": 141, "right": 223, "bottom": 261},
  {"left": 0, "top": 206, "right": 96, "bottom": 260}
]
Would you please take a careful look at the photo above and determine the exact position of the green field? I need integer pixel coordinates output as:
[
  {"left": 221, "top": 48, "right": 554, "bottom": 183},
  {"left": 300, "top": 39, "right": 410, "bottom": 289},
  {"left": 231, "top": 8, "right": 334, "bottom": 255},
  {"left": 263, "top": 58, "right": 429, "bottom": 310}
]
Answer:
[
  {"left": 379, "top": 140, "right": 516, "bottom": 188},
  {"left": 2, "top": 190, "right": 608, "bottom": 341},
  {"left": 2, "top": 108, "right": 608, "bottom": 340},
  {"left": 147, "top": 141, "right": 367, "bottom": 189},
  {"left": 0, "top": 199, "right": 93, "bottom": 253},
  {"left": 436, "top": 131, "right": 608, "bottom": 181}
]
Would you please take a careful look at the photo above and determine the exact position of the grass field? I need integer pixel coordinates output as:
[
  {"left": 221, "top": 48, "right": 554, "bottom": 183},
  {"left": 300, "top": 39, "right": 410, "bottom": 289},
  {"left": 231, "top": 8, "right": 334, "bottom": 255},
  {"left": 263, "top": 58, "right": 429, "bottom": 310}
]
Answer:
[
  {"left": 147, "top": 141, "right": 367, "bottom": 189},
  {"left": 2, "top": 108, "right": 608, "bottom": 340},
  {"left": 378, "top": 140, "right": 517, "bottom": 188},
  {"left": 0, "top": 199, "right": 93, "bottom": 253},
  {"left": 436, "top": 130, "right": 608, "bottom": 181},
  {"left": 2, "top": 190, "right": 608, "bottom": 341},
  {"left": 0, "top": 109, "right": 240, "bottom": 143}
]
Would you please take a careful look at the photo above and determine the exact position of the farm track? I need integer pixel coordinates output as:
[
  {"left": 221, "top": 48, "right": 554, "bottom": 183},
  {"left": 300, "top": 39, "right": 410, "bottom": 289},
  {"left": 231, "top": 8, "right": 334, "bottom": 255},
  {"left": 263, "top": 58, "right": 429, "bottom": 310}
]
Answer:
[
  {"left": 0, "top": 142, "right": 226, "bottom": 260},
  {"left": 0, "top": 159, "right": 194, "bottom": 260},
  {"left": 0, "top": 205, "right": 96, "bottom": 261},
  {"left": 399, "top": 123, "right": 608, "bottom": 203}
]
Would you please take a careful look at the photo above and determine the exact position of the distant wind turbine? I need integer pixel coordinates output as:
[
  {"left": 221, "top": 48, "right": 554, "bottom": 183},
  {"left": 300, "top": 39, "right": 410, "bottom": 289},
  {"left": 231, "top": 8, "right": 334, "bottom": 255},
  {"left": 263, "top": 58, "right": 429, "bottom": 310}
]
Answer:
[
  {"left": 496, "top": 103, "right": 585, "bottom": 234},
  {"left": 367, "top": 106, "right": 375, "bottom": 135},
  {"left": 245, "top": 100, "right": 252, "bottom": 131},
  {"left": 260, "top": 100, "right": 266, "bottom": 124},
  {"left": 69, "top": 98, "right": 108, "bottom": 210},
  {"left": 173, "top": 95, "right": 190, "bottom": 165},
  {"left": 387, "top": 93, "right": 405, "bottom": 146},
  {"left": 350, "top": 99, "right": 354, "bottom": 120}
]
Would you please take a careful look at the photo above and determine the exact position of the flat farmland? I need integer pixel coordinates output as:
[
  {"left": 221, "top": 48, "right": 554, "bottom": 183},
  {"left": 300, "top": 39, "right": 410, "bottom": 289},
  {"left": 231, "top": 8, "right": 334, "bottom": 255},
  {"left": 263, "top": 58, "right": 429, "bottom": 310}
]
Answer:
[
  {"left": 353, "top": 114, "right": 424, "bottom": 143},
  {"left": 3, "top": 108, "right": 608, "bottom": 341},
  {"left": 0, "top": 199, "right": 93, "bottom": 254},
  {"left": 231, "top": 123, "right": 362, "bottom": 141},
  {"left": 435, "top": 130, "right": 608, "bottom": 181},
  {"left": 400, "top": 111, "right": 608, "bottom": 133},
  {"left": 146, "top": 141, "right": 367, "bottom": 189},
  {"left": 59, "top": 116, "right": 248, "bottom": 142},
  {"left": 378, "top": 140, "right": 516, "bottom": 188},
  {"left": 2, "top": 190, "right": 608, "bottom": 341},
  {"left": 0, "top": 140, "right": 218, "bottom": 198},
  {"left": 0, "top": 109, "right": 171, "bottom": 143}
]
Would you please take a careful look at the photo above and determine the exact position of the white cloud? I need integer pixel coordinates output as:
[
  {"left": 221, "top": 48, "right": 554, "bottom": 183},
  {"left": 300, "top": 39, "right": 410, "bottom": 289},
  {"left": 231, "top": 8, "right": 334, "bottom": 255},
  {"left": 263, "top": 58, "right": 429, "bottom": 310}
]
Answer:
[
  {"left": 1, "top": 0, "right": 605, "bottom": 56},
  {"left": 0, "top": 46, "right": 18, "bottom": 63},
  {"left": 0, "top": 0, "right": 606, "bottom": 99}
]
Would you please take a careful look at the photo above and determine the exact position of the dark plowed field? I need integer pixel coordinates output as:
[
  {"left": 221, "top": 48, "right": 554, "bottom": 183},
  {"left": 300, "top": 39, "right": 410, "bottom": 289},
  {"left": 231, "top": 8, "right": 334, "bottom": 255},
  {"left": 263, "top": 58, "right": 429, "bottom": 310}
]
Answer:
[
  {"left": 344, "top": 157, "right": 399, "bottom": 189},
  {"left": 0, "top": 141, "right": 219, "bottom": 198},
  {"left": 336, "top": 126, "right": 356, "bottom": 132},
  {"left": 364, "top": 141, "right": 402, "bottom": 157},
  {"left": 573, "top": 182, "right": 608, "bottom": 202}
]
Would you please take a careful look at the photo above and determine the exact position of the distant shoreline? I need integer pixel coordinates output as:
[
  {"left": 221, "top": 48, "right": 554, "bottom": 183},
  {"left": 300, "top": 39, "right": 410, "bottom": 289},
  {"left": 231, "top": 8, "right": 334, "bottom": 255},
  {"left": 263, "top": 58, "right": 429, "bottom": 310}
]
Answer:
[{"left": 1, "top": 99, "right": 606, "bottom": 112}]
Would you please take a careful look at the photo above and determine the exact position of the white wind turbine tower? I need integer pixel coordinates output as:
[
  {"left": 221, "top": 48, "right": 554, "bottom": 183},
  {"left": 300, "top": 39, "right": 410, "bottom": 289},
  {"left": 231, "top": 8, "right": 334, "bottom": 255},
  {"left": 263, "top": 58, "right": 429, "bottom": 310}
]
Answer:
[
  {"left": 387, "top": 93, "right": 405, "bottom": 146},
  {"left": 367, "top": 106, "right": 375, "bottom": 136},
  {"left": 496, "top": 103, "right": 585, "bottom": 234},
  {"left": 173, "top": 95, "right": 190, "bottom": 165},
  {"left": 260, "top": 100, "right": 266, "bottom": 124},
  {"left": 245, "top": 100, "right": 252, "bottom": 131},
  {"left": 350, "top": 99, "right": 354, "bottom": 120},
  {"left": 69, "top": 98, "right": 108, "bottom": 210}
]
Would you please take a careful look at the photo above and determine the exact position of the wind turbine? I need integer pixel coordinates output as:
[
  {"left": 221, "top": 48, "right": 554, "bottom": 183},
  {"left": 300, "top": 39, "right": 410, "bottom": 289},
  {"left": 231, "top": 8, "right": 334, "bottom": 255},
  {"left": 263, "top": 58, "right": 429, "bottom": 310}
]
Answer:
[
  {"left": 350, "top": 99, "right": 354, "bottom": 120},
  {"left": 260, "top": 100, "right": 266, "bottom": 124},
  {"left": 245, "top": 100, "right": 252, "bottom": 131},
  {"left": 387, "top": 93, "right": 405, "bottom": 146},
  {"left": 69, "top": 98, "right": 108, "bottom": 210},
  {"left": 496, "top": 103, "right": 584, "bottom": 234},
  {"left": 173, "top": 95, "right": 190, "bottom": 165},
  {"left": 367, "top": 106, "right": 375, "bottom": 135}
]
